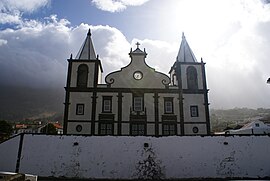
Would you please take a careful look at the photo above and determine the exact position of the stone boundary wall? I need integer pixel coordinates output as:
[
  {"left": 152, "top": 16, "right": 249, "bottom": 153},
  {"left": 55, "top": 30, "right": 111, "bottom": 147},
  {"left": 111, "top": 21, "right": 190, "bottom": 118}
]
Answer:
[{"left": 0, "top": 134, "right": 269, "bottom": 179}]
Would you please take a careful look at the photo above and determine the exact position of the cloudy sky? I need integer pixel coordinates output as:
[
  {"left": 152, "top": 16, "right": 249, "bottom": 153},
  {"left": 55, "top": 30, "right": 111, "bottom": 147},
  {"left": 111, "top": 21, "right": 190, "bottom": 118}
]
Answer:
[{"left": 0, "top": 0, "right": 270, "bottom": 109}]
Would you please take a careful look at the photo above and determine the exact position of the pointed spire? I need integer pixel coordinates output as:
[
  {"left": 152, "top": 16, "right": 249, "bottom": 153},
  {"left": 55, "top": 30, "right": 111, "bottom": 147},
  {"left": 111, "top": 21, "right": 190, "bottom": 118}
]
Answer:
[
  {"left": 75, "top": 29, "right": 97, "bottom": 60},
  {"left": 176, "top": 32, "right": 197, "bottom": 62},
  {"left": 182, "top": 32, "right": 185, "bottom": 39}
]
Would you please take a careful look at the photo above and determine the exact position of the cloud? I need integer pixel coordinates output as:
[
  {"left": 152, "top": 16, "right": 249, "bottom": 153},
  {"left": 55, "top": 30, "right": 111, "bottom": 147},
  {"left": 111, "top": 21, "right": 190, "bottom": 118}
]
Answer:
[
  {"left": 0, "top": 14, "right": 174, "bottom": 89},
  {"left": 200, "top": 0, "right": 270, "bottom": 108},
  {"left": 91, "top": 0, "right": 149, "bottom": 12},
  {"left": 1, "top": 0, "right": 49, "bottom": 12},
  {"left": 131, "top": 39, "right": 177, "bottom": 72},
  {"left": 0, "top": 0, "right": 50, "bottom": 24},
  {"left": 0, "top": 39, "right": 7, "bottom": 46},
  {"left": 0, "top": 16, "right": 71, "bottom": 88},
  {"left": 0, "top": 16, "right": 134, "bottom": 88}
]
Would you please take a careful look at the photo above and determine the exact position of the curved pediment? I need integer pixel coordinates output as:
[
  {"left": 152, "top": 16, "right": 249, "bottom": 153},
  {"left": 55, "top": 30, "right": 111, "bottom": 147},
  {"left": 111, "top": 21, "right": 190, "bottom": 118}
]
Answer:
[{"left": 105, "top": 48, "right": 170, "bottom": 88}]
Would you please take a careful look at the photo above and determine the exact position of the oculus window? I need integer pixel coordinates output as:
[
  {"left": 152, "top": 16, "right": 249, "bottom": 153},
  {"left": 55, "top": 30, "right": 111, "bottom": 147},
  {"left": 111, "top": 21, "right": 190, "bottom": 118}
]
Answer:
[
  {"left": 193, "top": 126, "right": 199, "bottom": 133},
  {"left": 76, "top": 125, "right": 82, "bottom": 132}
]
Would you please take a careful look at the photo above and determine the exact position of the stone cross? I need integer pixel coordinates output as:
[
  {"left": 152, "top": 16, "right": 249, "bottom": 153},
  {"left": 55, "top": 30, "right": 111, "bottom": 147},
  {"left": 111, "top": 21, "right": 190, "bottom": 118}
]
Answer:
[{"left": 136, "top": 42, "right": 140, "bottom": 49}]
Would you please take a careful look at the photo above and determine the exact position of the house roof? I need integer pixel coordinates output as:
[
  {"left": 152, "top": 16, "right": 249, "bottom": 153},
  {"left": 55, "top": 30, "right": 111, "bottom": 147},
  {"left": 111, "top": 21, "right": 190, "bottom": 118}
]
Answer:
[
  {"left": 52, "top": 123, "right": 63, "bottom": 129},
  {"left": 176, "top": 33, "right": 197, "bottom": 62},
  {"left": 15, "top": 124, "right": 28, "bottom": 129},
  {"left": 75, "top": 29, "right": 97, "bottom": 60}
]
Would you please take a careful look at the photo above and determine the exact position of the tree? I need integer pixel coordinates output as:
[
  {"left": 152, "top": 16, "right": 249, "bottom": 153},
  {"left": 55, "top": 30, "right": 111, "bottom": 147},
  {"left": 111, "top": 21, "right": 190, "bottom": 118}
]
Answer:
[
  {"left": 0, "top": 120, "right": 13, "bottom": 141},
  {"left": 134, "top": 146, "right": 165, "bottom": 179},
  {"left": 40, "top": 123, "right": 57, "bottom": 135}
]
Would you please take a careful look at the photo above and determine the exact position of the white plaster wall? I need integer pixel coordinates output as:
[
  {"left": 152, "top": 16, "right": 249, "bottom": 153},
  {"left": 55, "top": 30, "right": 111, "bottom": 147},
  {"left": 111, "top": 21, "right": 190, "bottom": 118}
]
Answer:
[
  {"left": 177, "top": 124, "right": 181, "bottom": 135},
  {"left": 159, "top": 124, "right": 162, "bottom": 136},
  {"left": 0, "top": 135, "right": 20, "bottom": 172},
  {"left": 114, "top": 123, "right": 118, "bottom": 135},
  {"left": 147, "top": 124, "right": 155, "bottom": 135},
  {"left": 122, "top": 93, "right": 132, "bottom": 121},
  {"left": 144, "top": 93, "right": 154, "bottom": 122},
  {"left": 1, "top": 134, "right": 270, "bottom": 179},
  {"left": 68, "top": 92, "right": 92, "bottom": 121},
  {"left": 70, "top": 62, "right": 95, "bottom": 88},
  {"left": 121, "top": 123, "right": 129, "bottom": 135},
  {"left": 183, "top": 94, "right": 206, "bottom": 123},
  {"left": 98, "top": 66, "right": 102, "bottom": 84},
  {"left": 95, "top": 122, "right": 98, "bottom": 135},
  {"left": 181, "top": 64, "right": 203, "bottom": 89}
]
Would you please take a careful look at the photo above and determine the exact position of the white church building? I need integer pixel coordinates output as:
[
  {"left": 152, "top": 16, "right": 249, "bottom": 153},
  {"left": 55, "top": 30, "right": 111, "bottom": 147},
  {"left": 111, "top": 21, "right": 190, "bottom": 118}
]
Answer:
[{"left": 63, "top": 30, "right": 210, "bottom": 136}]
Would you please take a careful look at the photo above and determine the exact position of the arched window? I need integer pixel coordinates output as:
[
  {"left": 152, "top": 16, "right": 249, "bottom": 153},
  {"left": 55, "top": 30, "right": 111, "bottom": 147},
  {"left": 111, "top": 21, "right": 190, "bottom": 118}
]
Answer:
[
  {"left": 187, "top": 66, "right": 198, "bottom": 89},
  {"left": 172, "top": 74, "right": 177, "bottom": 86},
  {"left": 77, "top": 64, "right": 88, "bottom": 87}
]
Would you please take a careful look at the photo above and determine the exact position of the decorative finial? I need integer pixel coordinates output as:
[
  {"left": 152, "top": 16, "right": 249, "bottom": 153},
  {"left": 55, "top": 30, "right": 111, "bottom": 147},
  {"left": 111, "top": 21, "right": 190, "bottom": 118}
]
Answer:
[
  {"left": 144, "top": 48, "right": 146, "bottom": 52},
  {"left": 87, "top": 28, "right": 91, "bottom": 36},
  {"left": 97, "top": 54, "right": 99, "bottom": 59},
  {"left": 201, "top": 57, "right": 203, "bottom": 62},
  {"left": 130, "top": 48, "right": 132, "bottom": 53},
  {"left": 136, "top": 42, "right": 140, "bottom": 49},
  {"left": 182, "top": 32, "right": 185, "bottom": 39},
  {"left": 70, "top": 53, "right": 73, "bottom": 59}
]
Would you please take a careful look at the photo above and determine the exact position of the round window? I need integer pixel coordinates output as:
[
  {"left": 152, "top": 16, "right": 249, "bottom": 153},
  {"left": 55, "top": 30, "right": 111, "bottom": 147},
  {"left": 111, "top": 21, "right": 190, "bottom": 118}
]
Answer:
[
  {"left": 76, "top": 125, "right": 82, "bottom": 132},
  {"left": 192, "top": 126, "right": 199, "bottom": 133}
]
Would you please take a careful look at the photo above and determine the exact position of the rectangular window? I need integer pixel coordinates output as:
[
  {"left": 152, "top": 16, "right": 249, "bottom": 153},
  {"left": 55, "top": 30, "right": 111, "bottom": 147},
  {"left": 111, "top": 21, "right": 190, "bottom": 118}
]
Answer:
[
  {"left": 190, "top": 106, "right": 199, "bottom": 117},
  {"left": 133, "top": 96, "right": 143, "bottom": 111},
  {"left": 163, "top": 124, "right": 176, "bottom": 136},
  {"left": 164, "top": 98, "right": 174, "bottom": 114},
  {"left": 102, "top": 96, "right": 112, "bottom": 113},
  {"left": 76, "top": 104, "right": 84, "bottom": 115},
  {"left": 131, "top": 123, "right": 145, "bottom": 136},
  {"left": 99, "top": 123, "right": 113, "bottom": 135}
]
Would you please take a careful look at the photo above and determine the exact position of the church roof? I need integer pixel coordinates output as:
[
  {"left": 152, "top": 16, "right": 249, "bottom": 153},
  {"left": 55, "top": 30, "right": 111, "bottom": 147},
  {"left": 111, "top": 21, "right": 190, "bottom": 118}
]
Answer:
[
  {"left": 75, "top": 29, "right": 97, "bottom": 60},
  {"left": 176, "top": 33, "right": 197, "bottom": 62}
]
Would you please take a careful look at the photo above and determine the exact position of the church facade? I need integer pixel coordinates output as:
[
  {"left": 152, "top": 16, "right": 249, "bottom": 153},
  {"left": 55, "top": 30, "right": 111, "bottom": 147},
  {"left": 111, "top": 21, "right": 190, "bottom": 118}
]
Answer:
[{"left": 63, "top": 30, "right": 210, "bottom": 136}]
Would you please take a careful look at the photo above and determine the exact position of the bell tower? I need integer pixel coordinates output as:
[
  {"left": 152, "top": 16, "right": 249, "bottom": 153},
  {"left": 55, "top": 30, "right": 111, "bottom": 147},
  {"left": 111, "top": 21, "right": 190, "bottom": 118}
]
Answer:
[
  {"left": 169, "top": 33, "right": 210, "bottom": 135},
  {"left": 63, "top": 29, "right": 103, "bottom": 134}
]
